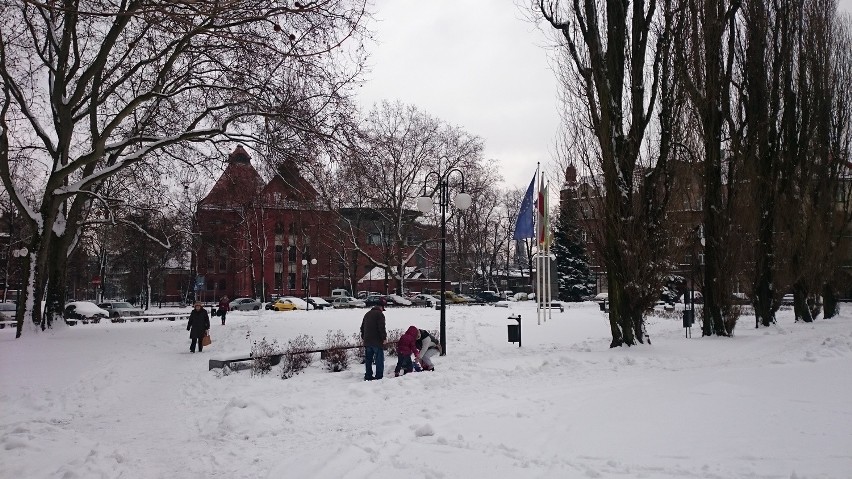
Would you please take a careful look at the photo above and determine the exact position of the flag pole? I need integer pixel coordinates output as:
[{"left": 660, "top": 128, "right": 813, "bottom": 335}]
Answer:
[
  {"left": 535, "top": 164, "right": 542, "bottom": 326},
  {"left": 546, "top": 179, "right": 552, "bottom": 322}
]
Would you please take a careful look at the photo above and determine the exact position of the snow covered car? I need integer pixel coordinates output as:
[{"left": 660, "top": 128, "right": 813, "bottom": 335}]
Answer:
[
  {"left": 0, "top": 302, "right": 16, "bottom": 328},
  {"left": 386, "top": 294, "right": 412, "bottom": 306},
  {"left": 98, "top": 301, "right": 143, "bottom": 322},
  {"left": 307, "top": 297, "right": 333, "bottom": 310},
  {"left": 63, "top": 301, "right": 108, "bottom": 324},
  {"left": 409, "top": 294, "right": 438, "bottom": 307},
  {"left": 266, "top": 299, "right": 298, "bottom": 311}
]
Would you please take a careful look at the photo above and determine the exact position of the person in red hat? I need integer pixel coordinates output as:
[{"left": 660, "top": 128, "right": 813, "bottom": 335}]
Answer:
[{"left": 360, "top": 305, "right": 386, "bottom": 380}]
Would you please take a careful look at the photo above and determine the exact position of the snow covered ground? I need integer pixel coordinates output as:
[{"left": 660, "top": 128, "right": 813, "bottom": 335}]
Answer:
[{"left": 1, "top": 301, "right": 851, "bottom": 478}]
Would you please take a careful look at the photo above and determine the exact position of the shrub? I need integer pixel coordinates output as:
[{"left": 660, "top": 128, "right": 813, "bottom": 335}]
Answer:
[
  {"left": 385, "top": 328, "right": 403, "bottom": 356},
  {"left": 350, "top": 333, "right": 365, "bottom": 363},
  {"left": 251, "top": 337, "right": 279, "bottom": 377},
  {"left": 281, "top": 334, "right": 316, "bottom": 379},
  {"left": 322, "top": 329, "right": 350, "bottom": 372}
]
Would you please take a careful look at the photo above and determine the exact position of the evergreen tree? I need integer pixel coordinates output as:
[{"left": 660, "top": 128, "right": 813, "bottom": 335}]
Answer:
[{"left": 552, "top": 197, "right": 593, "bottom": 302}]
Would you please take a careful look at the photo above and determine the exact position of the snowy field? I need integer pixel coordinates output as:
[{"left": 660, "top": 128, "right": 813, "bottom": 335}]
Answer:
[{"left": 1, "top": 301, "right": 851, "bottom": 479}]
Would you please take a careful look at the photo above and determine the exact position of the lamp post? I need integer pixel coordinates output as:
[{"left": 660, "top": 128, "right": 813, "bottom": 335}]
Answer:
[
  {"left": 417, "top": 168, "right": 472, "bottom": 356},
  {"left": 301, "top": 257, "right": 317, "bottom": 305},
  {"left": 11, "top": 247, "right": 28, "bottom": 317}
]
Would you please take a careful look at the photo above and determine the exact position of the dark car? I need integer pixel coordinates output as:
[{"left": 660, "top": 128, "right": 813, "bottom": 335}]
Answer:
[
  {"left": 475, "top": 291, "right": 501, "bottom": 303},
  {"left": 364, "top": 295, "right": 387, "bottom": 308}
]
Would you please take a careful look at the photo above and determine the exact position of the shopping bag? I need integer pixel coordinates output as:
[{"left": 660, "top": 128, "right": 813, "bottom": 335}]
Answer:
[{"left": 201, "top": 333, "right": 212, "bottom": 347}]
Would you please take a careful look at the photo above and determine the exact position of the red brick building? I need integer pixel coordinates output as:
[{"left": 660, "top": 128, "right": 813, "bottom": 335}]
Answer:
[{"left": 193, "top": 146, "right": 441, "bottom": 301}]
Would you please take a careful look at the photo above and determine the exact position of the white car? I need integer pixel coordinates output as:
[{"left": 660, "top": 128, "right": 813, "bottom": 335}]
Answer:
[
  {"left": 229, "top": 297, "right": 262, "bottom": 311},
  {"left": 331, "top": 297, "right": 366, "bottom": 309}
]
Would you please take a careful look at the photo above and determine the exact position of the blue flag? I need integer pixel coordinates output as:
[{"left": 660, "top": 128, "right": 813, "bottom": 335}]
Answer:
[{"left": 513, "top": 174, "right": 536, "bottom": 240}]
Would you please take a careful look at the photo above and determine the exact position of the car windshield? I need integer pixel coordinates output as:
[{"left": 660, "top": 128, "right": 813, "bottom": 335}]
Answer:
[{"left": 112, "top": 302, "right": 133, "bottom": 308}]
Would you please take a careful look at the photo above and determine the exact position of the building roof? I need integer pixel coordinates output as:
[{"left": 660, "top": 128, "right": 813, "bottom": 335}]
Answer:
[
  {"left": 199, "top": 146, "right": 265, "bottom": 208},
  {"left": 261, "top": 160, "right": 318, "bottom": 204}
]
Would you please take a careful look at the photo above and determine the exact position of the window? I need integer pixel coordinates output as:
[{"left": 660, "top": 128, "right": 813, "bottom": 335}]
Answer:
[
  {"left": 288, "top": 245, "right": 296, "bottom": 262},
  {"left": 288, "top": 273, "right": 296, "bottom": 290},
  {"left": 367, "top": 233, "right": 382, "bottom": 245},
  {"left": 275, "top": 273, "right": 283, "bottom": 290},
  {"left": 275, "top": 245, "right": 284, "bottom": 263},
  {"left": 205, "top": 247, "right": 214, "bottom": 269},
  {"left": 218, "top": 279, "right": 226, "bottom": 291},
  {"left": 206, "top": 280, "right": 214, "bottom": 291},
  {"left": 275, "top": 222, "right": 284, "bottom": 235}
]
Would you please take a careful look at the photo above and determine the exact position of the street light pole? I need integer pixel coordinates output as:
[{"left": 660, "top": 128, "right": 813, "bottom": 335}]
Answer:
[
  {"left": 301, "top": 257, "right": 317, "bottom": 306},
  {"left": 417, "top": 168, "right": 472, "bottom": 356}
]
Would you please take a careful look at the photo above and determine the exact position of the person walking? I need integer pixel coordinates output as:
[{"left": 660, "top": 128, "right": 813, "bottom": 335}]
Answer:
[
  {"left": 394, "top": 325, "right": 420, "bottom": 377},
  {"left": 415, "top": 329, "right": 441, "bottom": 371},
  {"left": 360, "top": 304, "right": 387, "bottom": 381},
  {"left": 187, "top": 301, "right": 210, "bottom": 353},
  {"left": 218, "top": 295, "right": 230, "bottom": 325}
]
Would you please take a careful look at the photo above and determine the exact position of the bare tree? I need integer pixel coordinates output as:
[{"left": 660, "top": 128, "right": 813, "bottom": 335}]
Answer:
[
  {"left": 0, "top": 0, "right": 368, "bottom": 336},
  {"left": 539, "top": 0, "right": 675, "bottom": 346}
]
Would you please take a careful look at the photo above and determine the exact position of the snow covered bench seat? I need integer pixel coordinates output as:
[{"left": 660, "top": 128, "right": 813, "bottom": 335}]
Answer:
[{"left": 0, "top": 320, "right": 16, "bottom": 329}]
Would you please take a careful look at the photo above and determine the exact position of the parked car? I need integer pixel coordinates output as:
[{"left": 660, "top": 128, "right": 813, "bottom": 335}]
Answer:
[
  {"left": 410, "top": 294, "right": 439, "bottom": 307},
  {"left": 308, "top": 296, "right": 332, "bottom": 309},
  {"left": 97, "top": 301, "right": 143, "bottom": 322},
  {"left": 475, "top": 291, "right": 501, "bottom": 303},
  {"left": 277, "top": 296, "right": 313, "bottom": 310},
  {"left": 0, "top": 302, "right": 16, "bottom": 328},
  {"left": 781, "top": 294, "right": 794, "bottom": 306},
  {"left": 63, "top": 301, "right": 109, "bottom": 323},
  {"left": 679, "top": 291, "right": 703, "bottom": 304},
  {"left": 444, "top": 291, "right": 469, "bottom": 304},
  {"left": 229, "top": 297, "right": 262, "bottom": 311},
  {"left": 307, "top": 297, "right": 332, "bottom": 310},
  {"left": 266, "top": 298, "right": 298, "bottom": 311},
  {"left": 386, "top": 294, "right": 412, "bottom": 306},
  {"left": 365, "top": 295, "right": 388, "bottom": 308},
  {"left": 331, "top": 297, "right": 366, "bottom": 308}
]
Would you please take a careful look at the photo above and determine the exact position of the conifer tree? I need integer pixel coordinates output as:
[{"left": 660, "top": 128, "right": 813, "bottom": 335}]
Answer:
[{"left": 552, "top": 198, "right": 593, "bottom": 302}]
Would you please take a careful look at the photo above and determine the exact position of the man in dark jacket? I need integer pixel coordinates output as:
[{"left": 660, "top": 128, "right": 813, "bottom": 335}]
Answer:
[
  {"left": 187, "top": 302, "right": 210, "bottom": 353},
  {"left": 360, "top": 305, "right": 386, "bottom": 380}
]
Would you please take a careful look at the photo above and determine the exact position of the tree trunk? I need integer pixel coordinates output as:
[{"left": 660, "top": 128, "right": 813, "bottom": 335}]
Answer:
[
  {"left": 823, "top": 282, "right": 838, "bottom": 319},
  {"left": 792, "top": 283, "right": 812, "bottom": 322}
]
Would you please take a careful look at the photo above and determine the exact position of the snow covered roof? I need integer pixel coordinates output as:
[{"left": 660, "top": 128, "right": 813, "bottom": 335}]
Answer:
[{"left": 358, "top": 266, "right": 421, "bottom": 282}]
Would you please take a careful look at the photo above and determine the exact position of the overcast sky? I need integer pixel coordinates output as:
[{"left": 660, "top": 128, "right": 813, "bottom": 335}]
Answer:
[{"left": 357, "top": 0, "right": 852, "bottom": 190}]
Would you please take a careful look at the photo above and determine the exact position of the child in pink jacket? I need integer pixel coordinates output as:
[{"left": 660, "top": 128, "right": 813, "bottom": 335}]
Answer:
[{"left": 394, "top": 326, "right": 419, "bottom": 377}]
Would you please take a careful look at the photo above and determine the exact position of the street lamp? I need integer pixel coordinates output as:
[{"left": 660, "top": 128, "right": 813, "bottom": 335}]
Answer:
[
  {"left": 301, "top": 257, "right": 317, "bottom": 305},
  {"left": 417, "top": 168, "right": 472, "bottom": 356}
]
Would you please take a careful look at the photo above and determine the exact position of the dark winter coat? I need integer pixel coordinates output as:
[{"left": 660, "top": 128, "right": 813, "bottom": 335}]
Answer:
[
  {"left": 187, "top": 309, "right": 210, "bottom": 339},
  {"left": 396, "top": 326, "right": 419, "bottom": 356},
  {"left": 360, "top": 306, "right": 386, "bottom": 347},
  {"left": 218, "top": 298, "right": 230, "bottom": 312}
]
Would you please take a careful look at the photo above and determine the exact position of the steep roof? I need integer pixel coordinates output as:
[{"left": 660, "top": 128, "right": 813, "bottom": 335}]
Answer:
[
  {"left": 200, "top": 146, "right": 264, "bottom": 208},
  {"left": 260, "top": 159, "right": 318, "bottom": 204}
]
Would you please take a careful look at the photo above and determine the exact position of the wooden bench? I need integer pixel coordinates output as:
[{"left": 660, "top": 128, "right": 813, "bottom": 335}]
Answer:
[
  {"left": 111, "top": 313, "right": 190, "bottom": 323},
  {"left": 0, "top": 320, "right": 16, "bottom": 329},
  {"left": 208, "top": 343, "right": 395, "bottom": 371}
]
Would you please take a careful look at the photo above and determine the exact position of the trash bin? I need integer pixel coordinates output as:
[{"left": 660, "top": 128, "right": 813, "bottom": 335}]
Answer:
[
  {"left": 598, "top": 301, "right": 608, "bottom": 312},
  {"left": 507, "top": 324, "right": 520, "bottom": 342},
  {"left": 507, "top": 314, "right": 521, "bottom": 347}
]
